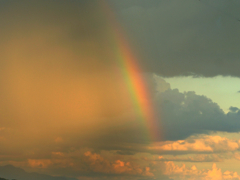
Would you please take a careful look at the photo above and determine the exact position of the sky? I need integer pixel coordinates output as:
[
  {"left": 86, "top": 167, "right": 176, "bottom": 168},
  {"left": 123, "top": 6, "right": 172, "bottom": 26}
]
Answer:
[{"left": 0, "top": 0, "right": 240, "bottom": 180}]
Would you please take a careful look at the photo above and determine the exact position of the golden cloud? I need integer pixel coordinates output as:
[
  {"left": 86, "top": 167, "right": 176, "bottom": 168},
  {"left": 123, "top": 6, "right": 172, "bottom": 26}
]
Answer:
[
  {"left": 164, "top": 161, "right": 240, "bottom": 180},
  {"left": 148, "top": 135, "right": 240, "bottom": 153}
]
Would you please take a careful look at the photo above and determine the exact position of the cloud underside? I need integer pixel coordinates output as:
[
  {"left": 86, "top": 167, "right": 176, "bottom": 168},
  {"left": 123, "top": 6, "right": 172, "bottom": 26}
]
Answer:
[{"left": 111, "top": 0, "right": 240, "bottom": 77}]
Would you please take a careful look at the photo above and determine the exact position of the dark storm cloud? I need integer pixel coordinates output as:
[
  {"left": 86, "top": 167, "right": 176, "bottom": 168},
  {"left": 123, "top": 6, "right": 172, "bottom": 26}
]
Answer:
[
  {"left": 229, "top": 106, "right": 239, "bottom": 112},
  {"left": 157, "top": 89, "right": 240, "bottom": 141},
  {"left": 109, "top": 0, "right": 240, "bottom": 77}
]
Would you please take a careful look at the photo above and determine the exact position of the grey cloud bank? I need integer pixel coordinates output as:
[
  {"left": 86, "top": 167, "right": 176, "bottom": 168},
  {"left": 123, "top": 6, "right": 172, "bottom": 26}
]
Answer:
[
  {"left": 110, "top": 0, "right": 240, "bottom": 77},
  {"left": 158, "top": 88, "right": 240, "bottom": 140}
]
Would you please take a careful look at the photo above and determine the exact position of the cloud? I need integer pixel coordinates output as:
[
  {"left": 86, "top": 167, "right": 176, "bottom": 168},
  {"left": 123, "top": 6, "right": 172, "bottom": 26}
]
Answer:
[
  {"left": 164, "top": 161, "right": 240, "bottom": 180},
  {"left": 156, "top": 154, "right": 223, "bottom": 162},
  {"left": 28, "top": 159, "right": 53, "bottom": 169},
  {"left": 23, "top": 150, "right": 157, "bottom": 178},
  {"left": 148, "top": 135, "right": 240, "bottom": 154},
  {"left": 83, "top": 75, "right": 240, "bottom": 147},
  {"left": 1, "top": 1, "right": 240, "bottom": 179},
  {"left": 233, "top": 152, "right": 240, "bottom": 161},
  {"left": 110, "top": 0, "right": 240, "bottom": 77},
  {"left": 157, "top": 87, "right": 240, "bottom": 140},
  {"left": 229, "top": 107, "right": 240, "bottom": 113},
  {"left": 142, "top": 73, "right": 171, "bottom": 98},
  {"left": 83, "top": 151, "right": 150, "bottom": 176},
  {"left": 0, "top": 144, "right": 235, "bottom": 179},
  {"left": 2, "top": 71, "right": 240, "bottom": 166}
]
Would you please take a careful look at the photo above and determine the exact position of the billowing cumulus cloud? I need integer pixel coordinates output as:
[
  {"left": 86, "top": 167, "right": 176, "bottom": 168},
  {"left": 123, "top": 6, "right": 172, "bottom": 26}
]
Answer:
[
  {"left": 110, "top": 0, "right": 240, "bottom": 77},
  {"left": 157, "top": 85, "right": 240, "bottom": 140}
]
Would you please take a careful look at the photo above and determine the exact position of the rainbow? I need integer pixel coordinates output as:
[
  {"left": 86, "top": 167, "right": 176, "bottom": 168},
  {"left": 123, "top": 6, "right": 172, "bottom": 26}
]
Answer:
[{"left": 100, "top": 1, "right": 161, "bottom": 142}]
